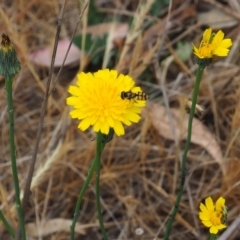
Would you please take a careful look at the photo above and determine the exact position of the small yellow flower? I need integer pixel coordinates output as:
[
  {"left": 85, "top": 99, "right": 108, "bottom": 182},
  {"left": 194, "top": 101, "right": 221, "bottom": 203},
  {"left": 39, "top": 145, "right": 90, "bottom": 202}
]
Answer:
[
  {"left": 193, "top": 28, "right": 232, "bottom": 59},
  {"left": 199, "top": 196, "right": 227, "bottom": 234},
  {"left": 66, "top": 69, "right": 147, "bottom": 136}
]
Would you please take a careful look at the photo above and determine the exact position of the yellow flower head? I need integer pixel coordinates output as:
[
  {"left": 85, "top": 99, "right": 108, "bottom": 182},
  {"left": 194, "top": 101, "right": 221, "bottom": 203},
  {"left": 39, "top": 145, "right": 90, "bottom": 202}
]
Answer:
[
  {"left": 193, "top": 28, "right": 232, "bottom": 59},
  {"left": 66, "top": 69, "right": 147, "bottom": 136},
  {"left": 199, "top": 196, "right": 227, "bottom": 234}
]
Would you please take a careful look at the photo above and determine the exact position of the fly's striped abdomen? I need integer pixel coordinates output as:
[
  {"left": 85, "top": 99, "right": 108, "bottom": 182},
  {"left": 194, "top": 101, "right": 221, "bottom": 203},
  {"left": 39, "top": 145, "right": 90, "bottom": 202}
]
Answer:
[{"left": 121, "top": 91, "right": 149, "bottom": 101}]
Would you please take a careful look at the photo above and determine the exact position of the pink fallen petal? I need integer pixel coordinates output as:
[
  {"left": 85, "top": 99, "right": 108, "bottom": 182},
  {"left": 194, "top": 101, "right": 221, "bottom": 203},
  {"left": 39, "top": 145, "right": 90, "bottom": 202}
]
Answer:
[{"left": 29, "top": 38, "right": 81, "bottom": 67}]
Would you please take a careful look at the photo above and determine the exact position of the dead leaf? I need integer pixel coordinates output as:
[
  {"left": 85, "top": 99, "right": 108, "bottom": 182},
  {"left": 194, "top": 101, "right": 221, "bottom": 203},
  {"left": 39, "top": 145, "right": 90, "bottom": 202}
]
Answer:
[
  {"left": 26, "top": 218, "right": 86, "bottom": 237},
  {"left": 197, "top": 9, "right": 237, "bottom": 29},
  {"left": 29, "top": 38, "right": 81, "bottom": 67},
  {"left": 28, "top": 23, "right": 128, "bottom": 68},
  {"left": 147, "top": 103, "right": 225, "bottom": 175},
  {"left": 84, "top": 22, "right": 128, "bottom": 40}
]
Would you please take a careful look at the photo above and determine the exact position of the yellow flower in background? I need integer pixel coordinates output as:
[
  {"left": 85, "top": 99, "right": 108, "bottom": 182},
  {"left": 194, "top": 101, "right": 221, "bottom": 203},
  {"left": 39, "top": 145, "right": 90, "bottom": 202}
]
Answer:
[
  {"left": 66, "top": 69, "right": 147, "bottom": 136},
  {"left": 199, "top": 196, "right": 227, "bottom": 234},
  {"left": 193, "top": 28, "right": 232, "bottom": 59}
]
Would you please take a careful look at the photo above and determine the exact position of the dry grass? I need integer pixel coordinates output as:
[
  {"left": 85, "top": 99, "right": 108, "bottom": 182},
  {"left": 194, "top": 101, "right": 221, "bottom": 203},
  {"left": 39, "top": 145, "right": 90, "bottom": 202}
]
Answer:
[{"left": 1, "top": 0, "right": 240, "bottom": 239}]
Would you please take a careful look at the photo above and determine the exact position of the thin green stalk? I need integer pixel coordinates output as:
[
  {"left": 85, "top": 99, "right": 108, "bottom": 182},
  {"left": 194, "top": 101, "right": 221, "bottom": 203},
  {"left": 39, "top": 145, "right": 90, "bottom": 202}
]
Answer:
[
  {"left": 209, "top": 234, "right": 217, "bottom": 240},
  {"left": 164, "top": 65, "right": 205, "bottom": 239},
  {"left": 0, "top": 209, "right": 15, "bottom": 238},
  {"left": 70, "top": 141, "right": 105, "bottom": 239},
  {"left": 70, "top": 156, "right": 96, "bottom": 239},
  {"left": 5, "top": 77, "right": 26, "bottom": 240},
  {"left": 95, "top": 132, "right": 108, "bottom": 240}
]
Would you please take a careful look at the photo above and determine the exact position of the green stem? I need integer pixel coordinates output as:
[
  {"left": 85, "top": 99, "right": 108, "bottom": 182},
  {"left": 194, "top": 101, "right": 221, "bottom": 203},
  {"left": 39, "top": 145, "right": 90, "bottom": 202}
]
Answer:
[
  {"left": 95, "top": 132, "right": 108, "bottom": 240},
  {"left": 209, "top": 234, "right": 217, "bottom": 240},
  {"left": 164, "top": 65, "right": 205, "bottom": 239},
  {"left": 5, "top": 77, "right": 26, "bottom": 240},
  {"left": 70, "top": 157, "right": 96, "bottom": 239},
  {"left": 0, "top": 209, "right": 15, "bottom": 238},
  {"left": 70, "top": 139, "right": 105, "bottom": 240}
]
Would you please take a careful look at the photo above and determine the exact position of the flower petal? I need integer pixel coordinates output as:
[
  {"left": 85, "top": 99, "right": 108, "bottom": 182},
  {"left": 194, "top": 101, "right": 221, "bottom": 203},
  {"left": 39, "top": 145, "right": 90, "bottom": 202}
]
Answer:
[
  {"left": 100, "top": 121, "right": 110, "bottom": 135},
  {"left": 78, "top": 118, "right": 91, "bottom": 131},
  {"left": 205, "top": 197, "right": 214, "bottom": 212},
  {"left": 123, "top": 111, "right": 141, "bottom": 123},
  {"left": 218, "top": 39, "right": 233, "bottom": 49},
  {"left": 210, "top": 225, "right": 219, "bottom": 234},
  {"left": 213, "top": 48, "right": 229, "bottom": 57},
  {"left": 68, "top": 86, "right": 81, "bottom": 96},
  {"left": 215, "top": 197, "right": 225, "bottom": 212},
  {"left": 93, "top": 121, "right": 101, "bottom": 133},
  {"left": 202, "top": 220, "right": 212, "bottom": 227},
  {"left": 218, "top": 224, "right": 227, "bottom": 230},
  {"left": 200, "top": 202, "right": 209, "bottom": 214},
  {"left": 66, "top": 96, "right": 78, "bottom": 106},
  {"left": 70, "top": 109, "right": 89, "bottom": 119},
  {"left": 113, "top": 120, "right": 125, "bottom": 136},
  {"left": 203, "top": 28, "right": 212, "bottom": 42},
  {"left": 199, "top": 212, "right": 210, "bottom": 221},
  {"left": 212, "top": 30, "right": 224, "bottom": 45}
]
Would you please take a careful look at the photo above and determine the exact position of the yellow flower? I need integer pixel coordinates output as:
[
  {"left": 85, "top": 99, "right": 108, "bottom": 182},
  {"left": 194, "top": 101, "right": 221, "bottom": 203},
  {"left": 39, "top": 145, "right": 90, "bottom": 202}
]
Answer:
[
  {"left": 193, "top": 28, "right": 232, "bottom": 59},
  {"left": 199, "top": 196, "right": 227, "bottom": 234},
  {"left": 66, "top": 69, "right": 147, "bottom": 136}
]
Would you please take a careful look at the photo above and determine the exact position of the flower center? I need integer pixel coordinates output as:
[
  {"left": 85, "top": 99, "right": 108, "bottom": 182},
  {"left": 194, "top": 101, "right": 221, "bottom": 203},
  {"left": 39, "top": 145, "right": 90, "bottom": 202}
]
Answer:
[
  {"left": 199, "top": 41, "right": 213, "bottom": 57},
  {"left": 210, "top": 211, "right": 223, "bottom": 225}
]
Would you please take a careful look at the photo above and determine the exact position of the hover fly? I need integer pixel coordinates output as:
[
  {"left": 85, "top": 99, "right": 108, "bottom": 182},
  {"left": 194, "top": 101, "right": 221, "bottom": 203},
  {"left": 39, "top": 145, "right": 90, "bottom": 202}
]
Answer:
[{"left": 121, "top": 91, "right": 149, "bottom": 101}]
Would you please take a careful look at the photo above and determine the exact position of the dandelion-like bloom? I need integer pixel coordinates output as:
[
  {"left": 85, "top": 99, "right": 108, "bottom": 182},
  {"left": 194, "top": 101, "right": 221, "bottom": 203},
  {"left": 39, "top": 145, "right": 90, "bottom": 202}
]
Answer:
[
  {"left": 193, "top": 28, "right": 232, "bottom": 59},
  {"left": 66, "top": 69, "right": 147, "bottom": 136},
  {"left": 199, "top": 196, "right": 227, "bottom": 234}
]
